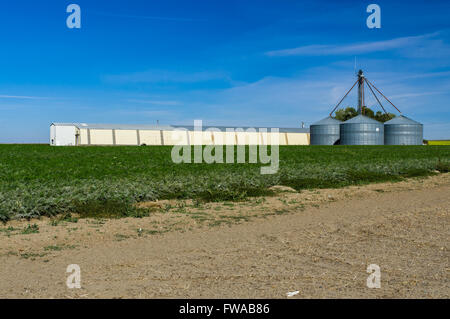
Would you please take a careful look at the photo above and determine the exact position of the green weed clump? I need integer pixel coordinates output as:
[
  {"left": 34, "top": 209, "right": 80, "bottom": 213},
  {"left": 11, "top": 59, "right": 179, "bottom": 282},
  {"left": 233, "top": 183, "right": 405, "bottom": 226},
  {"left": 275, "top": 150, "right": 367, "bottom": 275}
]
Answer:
[
  {"left": 21, "top": 224, "right": 39, "bottom": 234},
  {"left": 436, "top": 159, "right": 450, "bottom": 173},
  {"left": 0, "top": 145, "right": 449, "bottom": 221}
]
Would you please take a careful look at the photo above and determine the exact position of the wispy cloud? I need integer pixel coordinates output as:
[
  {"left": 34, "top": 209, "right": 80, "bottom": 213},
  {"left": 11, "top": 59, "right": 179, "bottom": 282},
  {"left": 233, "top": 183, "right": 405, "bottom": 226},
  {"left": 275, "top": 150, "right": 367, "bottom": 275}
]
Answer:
[
  {"left": 400, "top": 70, "right": 450, "bottom": 80},
  {"left": 104, "top": 70, "right": 230, "bottom": 84},
  {"left": 127, "top": 99, "right": 182, "bottom": 106},
  {"left": 179, "top": 74, "right": 349, "bottom": 127},
  {"left": 266, "top": 32, "right": 440, "bottom": 56},
  {"left": 174, "top": 61, "right": 450, "bottom": 130},
  {"left": 0, "top": 95, "right": 50, "bottom": 100},
  {"left": 389, "top": 91, "right": 447, "bottom": 99}
]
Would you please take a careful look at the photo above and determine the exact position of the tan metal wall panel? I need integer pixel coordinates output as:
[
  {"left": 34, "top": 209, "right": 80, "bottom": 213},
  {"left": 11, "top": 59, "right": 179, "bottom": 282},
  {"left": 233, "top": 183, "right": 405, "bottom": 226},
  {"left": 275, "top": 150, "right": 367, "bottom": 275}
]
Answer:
[
  {"left": 203, "top": 131, "right": 214, "bottom": 145},
  {"left": 76, "top": 127, "right": 310, "bottom": 146},
  {"left": 139, "top": 130, "right": 162, "bottom": 145},
  {"left": 249, "top": 132, "right": 261, "bottom": 145},
  {"left": 235, "top": 131, "right": 262, "bottom": 145},
  {"left": 263, "top": 132, "right": 286, "bottom": 145},
  {"left": 259, "top": 132, "right": 267, "bottom": 145},
  {"left": 188, "top": 131, "right": 214, "bottom": 145},
  {"left": 163, "top": 130, "right": 189, "bottom": 145},
  {"left": 79, "top": 128, "right": 88, "bottom": 145},
  {"left": 286, "top": 133, "right": 309, "bottom": 145},
  {"left": 80, "top": 128, "right": 87, "bottom": 145},
  {"left": 235, "top": 132, "right": 246, "bottom": 145},
  {"left": 115, "top": 130, "right": 138, "bottom": 145},
  {"left": 225, "top": 131, "right": 237, "bottom": 145},
  {"left": 90, "top": 129, "right": 114, "bottom": 145},
  {"left": 211, "top": 131, "right": 236, "bottom": 145}
]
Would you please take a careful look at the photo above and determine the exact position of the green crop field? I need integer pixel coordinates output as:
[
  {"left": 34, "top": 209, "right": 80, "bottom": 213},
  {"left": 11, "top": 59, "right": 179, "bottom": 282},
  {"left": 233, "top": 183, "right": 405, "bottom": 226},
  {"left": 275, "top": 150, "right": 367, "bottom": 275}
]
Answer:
[{"left": 0, "top": 144, "right": 449, "bottom": 222}]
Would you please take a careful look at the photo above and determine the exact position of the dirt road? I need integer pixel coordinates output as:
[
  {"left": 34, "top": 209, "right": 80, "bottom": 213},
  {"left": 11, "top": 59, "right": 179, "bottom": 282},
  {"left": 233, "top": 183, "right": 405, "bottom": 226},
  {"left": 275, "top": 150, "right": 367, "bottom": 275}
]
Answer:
[{"left": 0, "top": 174, "right": 449, "bottom": 298}]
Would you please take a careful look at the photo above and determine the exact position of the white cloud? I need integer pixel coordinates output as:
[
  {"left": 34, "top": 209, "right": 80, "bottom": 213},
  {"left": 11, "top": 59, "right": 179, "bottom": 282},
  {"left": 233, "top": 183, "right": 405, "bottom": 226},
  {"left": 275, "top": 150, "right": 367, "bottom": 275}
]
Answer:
[
  {"left": 177, "top": 74, "right": 355, "bottom": 127},
  {"left": 127, "top": 99, "right": 182, "bottom": 106},
  {"left": 266, "top": 32, "right": 441, "bottom": 56},
  {"left": 0, "top": 95, "right": 50, "bottom": 100},
  {"left": 400, "top": 70, "right": 450, "bottom": 80},
  {"left": 170, "top": 62, "right": 450, "bottom": 130},
  {"left": 389, "top": 91, "right": 446, "bottom": 99}
]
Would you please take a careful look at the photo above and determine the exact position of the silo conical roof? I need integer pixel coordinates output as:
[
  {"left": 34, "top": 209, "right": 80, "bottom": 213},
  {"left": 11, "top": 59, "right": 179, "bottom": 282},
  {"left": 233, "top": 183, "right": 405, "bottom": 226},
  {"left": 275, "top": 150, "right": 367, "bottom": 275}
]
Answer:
[
  {"left": 384, "top": 115, "right": 421, "bottom": 125},
  {"left": 311, "top": 116, "right": 342, "bottom": 125},
  {"left": 343, "top": 114, "right": 381, "bottom": 124}
]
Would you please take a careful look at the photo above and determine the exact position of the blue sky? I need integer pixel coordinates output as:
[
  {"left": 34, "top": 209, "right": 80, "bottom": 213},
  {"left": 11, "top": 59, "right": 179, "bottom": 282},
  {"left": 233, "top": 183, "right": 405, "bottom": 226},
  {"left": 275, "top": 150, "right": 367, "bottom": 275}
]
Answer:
[{"left": 1, "top": 0, "right": 450, "bottom": 142}]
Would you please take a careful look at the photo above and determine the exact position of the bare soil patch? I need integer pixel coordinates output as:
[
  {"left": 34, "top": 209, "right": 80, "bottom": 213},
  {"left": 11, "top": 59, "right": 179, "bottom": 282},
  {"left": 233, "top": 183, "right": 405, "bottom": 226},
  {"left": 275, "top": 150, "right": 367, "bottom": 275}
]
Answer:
[{"left": 0, "top": 174, "right": 449, "bottom": 298}]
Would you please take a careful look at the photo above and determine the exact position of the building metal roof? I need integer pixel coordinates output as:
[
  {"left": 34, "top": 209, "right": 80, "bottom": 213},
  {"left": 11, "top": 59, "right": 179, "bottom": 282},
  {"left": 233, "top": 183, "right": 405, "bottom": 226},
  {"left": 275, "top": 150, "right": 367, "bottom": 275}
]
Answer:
[{"left": 51, "top": 123, "right": 310, "bottom": 133}]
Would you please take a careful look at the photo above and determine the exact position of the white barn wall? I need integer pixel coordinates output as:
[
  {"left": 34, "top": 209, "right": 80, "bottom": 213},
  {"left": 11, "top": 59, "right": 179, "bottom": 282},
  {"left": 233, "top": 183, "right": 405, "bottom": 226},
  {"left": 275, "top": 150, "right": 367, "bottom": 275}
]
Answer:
[
  {"left": 50, "top": 125, "right": 56, "bottom": 145},
  {"left": 50, "top": 124, "right": 77, "bottom": 146}
]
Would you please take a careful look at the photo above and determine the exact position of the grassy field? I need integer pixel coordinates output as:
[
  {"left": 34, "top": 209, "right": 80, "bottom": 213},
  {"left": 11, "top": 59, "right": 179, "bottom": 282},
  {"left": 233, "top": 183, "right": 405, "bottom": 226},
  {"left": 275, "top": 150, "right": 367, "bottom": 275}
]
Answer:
[
  {"left": 428, "top": 140, "right": 450, "bottom": 145},
  {"left": 0, "top": 144, "right": 449, "bottom": 222}
]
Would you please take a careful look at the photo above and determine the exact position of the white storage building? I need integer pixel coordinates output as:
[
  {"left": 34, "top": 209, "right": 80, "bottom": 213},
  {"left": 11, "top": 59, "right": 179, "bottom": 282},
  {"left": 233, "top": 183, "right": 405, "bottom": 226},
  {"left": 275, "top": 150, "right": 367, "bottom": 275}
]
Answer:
[{"left": 50, "top": 123, "right": 310, "bottom": 146}]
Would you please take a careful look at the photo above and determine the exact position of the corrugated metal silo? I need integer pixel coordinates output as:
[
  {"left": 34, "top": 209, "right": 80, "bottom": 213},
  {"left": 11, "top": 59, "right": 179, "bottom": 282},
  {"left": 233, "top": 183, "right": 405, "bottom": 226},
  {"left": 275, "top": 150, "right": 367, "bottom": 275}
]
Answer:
[
  {"left": 310, "top": 117, "right": 342, "bottom": 145},
  {"left": 384, "top": 115, "right": 423, "bottom": 145},
  {"left": 340, "top": 115, "right": 384, "bottom": 145}
]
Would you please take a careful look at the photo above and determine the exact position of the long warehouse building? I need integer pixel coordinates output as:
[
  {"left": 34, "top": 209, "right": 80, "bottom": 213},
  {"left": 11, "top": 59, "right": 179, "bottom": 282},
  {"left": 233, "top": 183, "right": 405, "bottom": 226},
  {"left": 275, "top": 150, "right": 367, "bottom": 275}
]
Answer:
[{"left": 50, "top": 123, "right": 310, "bottom": 146}]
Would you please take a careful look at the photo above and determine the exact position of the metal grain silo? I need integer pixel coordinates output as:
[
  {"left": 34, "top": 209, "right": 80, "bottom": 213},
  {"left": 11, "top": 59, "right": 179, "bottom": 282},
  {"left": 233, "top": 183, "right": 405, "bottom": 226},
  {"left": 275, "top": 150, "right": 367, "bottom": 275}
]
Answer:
[
  {"left": 310, "top": 117, "right": 342, "bottom": 145},
  {"left": 384, "top": 115, "right": 423, "bottom": 145},
  {"left": 340, "top": 115, "right": 384, "bottom": 145}
]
